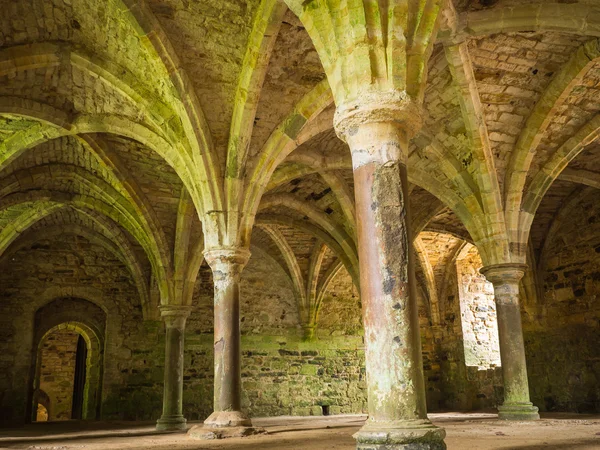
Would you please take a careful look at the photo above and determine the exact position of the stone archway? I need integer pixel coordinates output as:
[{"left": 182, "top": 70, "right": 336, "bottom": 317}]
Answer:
[
  {"left": 29, "top": 297, "right": 107, "bottom": 422},
  {"left": 32, "top": 321, "right": 103, "bottom": 421}
]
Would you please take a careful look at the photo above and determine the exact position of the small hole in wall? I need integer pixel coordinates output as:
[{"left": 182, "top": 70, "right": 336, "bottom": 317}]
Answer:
[{"left": 322, "top": 405, "right": 330, "bottom": 416}]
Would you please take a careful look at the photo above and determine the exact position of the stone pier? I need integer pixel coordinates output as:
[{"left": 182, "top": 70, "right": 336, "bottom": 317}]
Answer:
[
  {"left": 156, "top": 305, "right": 192, "bottom": 431},
  {"left": 481, "top": 264, "right": 540, "bottom": 421},
  {"left": 189, "top": 248, "right": 265, "bottom": 439},
  {"left": 336, "top": 94, "right": 446, "bottom": 450}
]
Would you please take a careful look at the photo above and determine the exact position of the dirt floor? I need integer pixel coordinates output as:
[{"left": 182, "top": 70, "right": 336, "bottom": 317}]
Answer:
[{"left": 1, "top": 412, "right": 599, "bottom": 450}]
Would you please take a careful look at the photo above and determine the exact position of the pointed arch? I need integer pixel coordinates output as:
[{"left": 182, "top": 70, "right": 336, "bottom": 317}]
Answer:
[
  {"left": 225, "top": 0, "right": 287, "bottom": 212},
  {"left": 241, "top": 79, "right": 333, "bottom": 245},
  {"left": 258, "top": 193, "right": 357, "bottom": 269},
  {"left": 255, "top": 213, "right": 359, "bottom": 286},
  {"left": 258, "top": 224, "right": 306, "bottom": 308},
  {"left": 505, "top": 39, "right": 600, "bottom": 251},
  {"left": 518, "top": 114, "right": 600, "bottom": 252}
]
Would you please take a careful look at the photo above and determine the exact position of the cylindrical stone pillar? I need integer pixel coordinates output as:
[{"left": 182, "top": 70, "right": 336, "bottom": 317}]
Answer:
[
  {"left": 156, "top": 305, "right": 192, "bottom": 431},
  {"left": 335, "top": 96, "right": 446, "bottom": 450},
  {"left": 203, "top": 248, "right": 252, "bottom": 428},
  {"left": 480, "top": 263, "right": 540, "bottom": 421}
]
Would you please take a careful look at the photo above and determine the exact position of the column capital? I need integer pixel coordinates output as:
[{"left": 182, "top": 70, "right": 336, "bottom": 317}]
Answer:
[
  {"left": 480, "top": 263, "right": 528, "bottom": 285},
  {"left": 159, "top": 305, "right": 192, "bottom": 328},
  {"left": 333, "top": 90, "right": 423, "bottom": 142},
  {"left": 203, "top": 247, "right": 251, "bottom": 273}
]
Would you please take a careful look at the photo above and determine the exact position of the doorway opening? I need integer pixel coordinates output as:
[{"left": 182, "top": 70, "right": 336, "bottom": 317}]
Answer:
[
  {"left": 456, "top": 243, "right": 501, "bottom": 369},
  {"left": 32, "top": 322, "right": 102, "bottom": 421}
]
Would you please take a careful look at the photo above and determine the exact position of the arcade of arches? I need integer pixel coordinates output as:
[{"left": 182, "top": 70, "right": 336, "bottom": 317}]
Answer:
[{"left": 0, "top": 0, "right": 599, "bottom": 449}]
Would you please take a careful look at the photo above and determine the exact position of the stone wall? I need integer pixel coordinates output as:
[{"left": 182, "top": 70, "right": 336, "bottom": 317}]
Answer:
[
  {"left": 524, "top": 188, "right": 600, "bottom": 413},
  {"left": 182, "top": 247, "right": 368, "bottom": 420},
  {"left": 5, "top": 217, "right": 596, "bottom": 424},
  {"left": 38, "top": 330, "right": 79, "bottom": 421},
  {"left": 438, "top": 255, "right": 503, "bottom": 411},
  {"left": 0, "top": 233, "right": 368, "bottom": 424},
  {"left": 0, "top": 233, "right": 161, "bottom": 424},
  {"left": 0, "top": 229, "right": 509, "bottom": 424},
  {"left": 456, "top": 245, "right": 501, "bottom": 369}
]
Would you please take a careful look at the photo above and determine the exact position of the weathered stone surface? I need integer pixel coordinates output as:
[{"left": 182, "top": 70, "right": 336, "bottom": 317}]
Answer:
[{"left": 0, "top": 2, "right": 599, "bottom": 445}]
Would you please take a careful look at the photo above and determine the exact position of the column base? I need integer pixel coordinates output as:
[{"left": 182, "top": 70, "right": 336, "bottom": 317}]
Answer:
[
  {"left": 188, "top": 424, "right": 266, "bottom": 440},
  {"left": 156, "top": 415, "right": 187, "bottom": 431},
  {"left": 188, "top": 410, "right": 266, "bottom": 440},
  {"left": 203, "top": 410, "right": 252, "bottom": 427},
  {"left": 354, "top": 419, "right": 446, "bottom": 450},
  {"left": 498, "top": 403, "right": 540, "bottom": 421}
]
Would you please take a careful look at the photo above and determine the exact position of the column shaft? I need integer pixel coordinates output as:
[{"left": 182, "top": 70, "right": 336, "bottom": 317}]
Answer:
[
  {"left": 481, "top": 264, "right": 539, "bottom": 420},
  {"left": 214, "top": 265, "right": 242, "bottom": 411},
  {"left": 350, "top": 122, "right": 424, "bottom": 420},
  {"left": 156, "top": 306, "right": 191, "bottom": 431},
  {"left": 203, "top": 248, "right": 251, "bottom": 428},
  {"left": 342, "top": 120, "right": 445, "bottom": 449}
]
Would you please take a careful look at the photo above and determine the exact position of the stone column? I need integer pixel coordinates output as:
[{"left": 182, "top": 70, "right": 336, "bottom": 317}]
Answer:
[
  {"left": 189, "top": 248, "right": 263, "bottom": 439},
  {"left": 335, "top": 94, "right": 446, "bottom": 450},
  {"left": 156, "top": 305, "right": 192, "bottom": 431},
  {"left": 302, "top": 324, "right": 316, "bottom": 342},
  {"left": 480, "top": 263, "right": 539, "bottom": 421}
]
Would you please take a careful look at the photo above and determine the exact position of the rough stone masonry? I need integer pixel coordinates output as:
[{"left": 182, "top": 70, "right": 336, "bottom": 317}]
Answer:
[{"left": 0, "top": 1, "right": 598, "bottom": 449}]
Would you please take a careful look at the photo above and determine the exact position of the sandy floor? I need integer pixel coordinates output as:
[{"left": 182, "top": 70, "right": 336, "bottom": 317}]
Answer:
[{"left": 1, "top": 412, "right": 599, "bottom": 450}]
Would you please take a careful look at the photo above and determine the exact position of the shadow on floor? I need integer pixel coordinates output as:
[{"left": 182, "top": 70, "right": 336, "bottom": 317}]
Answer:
[
  {"left": 0, "top": 422, "right": 186, "bottom": 445},
  {"left": 0, "top": 420, "right": 157, "bottom": 437},
  {"left": 500, "top": 439, "right": 600, "bottom": 450},
  {"left": 1, "top": 430, "right": 357, "bottom": 450},
  {"left": 267, "top": 424, "right": 359, "bottom": 435}
]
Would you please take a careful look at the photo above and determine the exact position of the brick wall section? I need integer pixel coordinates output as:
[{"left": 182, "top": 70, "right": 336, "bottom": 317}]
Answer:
[
  {"left": 469, "top": 32, "right": 589, "bottom": 193},
  {"left": 317, "top": 268, "right": 362, "bottom": 335},
  {"left": 38, "top": 330, "right": 79, "bottom": 421}
]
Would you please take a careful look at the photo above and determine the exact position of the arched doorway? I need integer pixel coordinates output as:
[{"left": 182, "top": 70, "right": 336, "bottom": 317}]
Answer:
[
  {"left": 32, "top": 322, "right": 103, "bottom": 421},
  {"left": 27, "top": 297, "right": 107, "bottom": 422}
]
